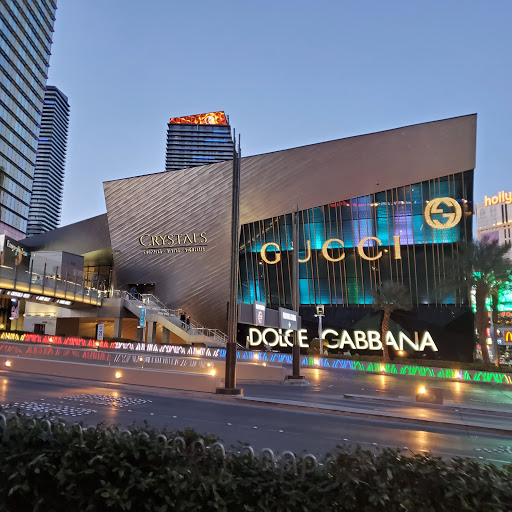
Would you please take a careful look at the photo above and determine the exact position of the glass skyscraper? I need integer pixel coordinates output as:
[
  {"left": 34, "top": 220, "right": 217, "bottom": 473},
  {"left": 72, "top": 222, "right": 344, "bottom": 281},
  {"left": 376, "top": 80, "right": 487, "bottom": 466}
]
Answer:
[
  {"left": 165, "top": 111, "right": 234, "bottom": 171},
  {"left": 0, "top": 0, "right": 57, "bottom": 239},
  {"left": 27, "top": 85, "right": 69, "bottom": 235}
]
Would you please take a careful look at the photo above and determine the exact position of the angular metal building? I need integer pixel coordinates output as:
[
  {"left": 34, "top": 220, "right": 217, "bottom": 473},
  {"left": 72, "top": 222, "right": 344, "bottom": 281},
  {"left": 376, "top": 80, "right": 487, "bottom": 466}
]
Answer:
[
  {"left": 105, "top": 115, "right": 476, "bottom": 354},
  {"left": 21, "top": 114, "right": 477, "bottom": 360}
]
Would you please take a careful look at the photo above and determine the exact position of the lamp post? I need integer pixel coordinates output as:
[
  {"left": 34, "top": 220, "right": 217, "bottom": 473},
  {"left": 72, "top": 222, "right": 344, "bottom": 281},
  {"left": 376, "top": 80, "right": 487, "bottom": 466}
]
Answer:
[
  {"left": 314, "top": 305, "right": 325, "bottom": 356},
  {"left": 217, "top": 133, "right": 243, "bottom": 395},
  {"left": 288, "top": 206, "right": 304, "bottom": 380}
]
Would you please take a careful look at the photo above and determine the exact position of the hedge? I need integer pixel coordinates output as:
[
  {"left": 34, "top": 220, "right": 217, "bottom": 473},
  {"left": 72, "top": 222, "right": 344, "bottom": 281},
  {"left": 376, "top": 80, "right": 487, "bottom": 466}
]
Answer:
[{"left": 0, "top": 412, "right": 511, "bottom": 511}]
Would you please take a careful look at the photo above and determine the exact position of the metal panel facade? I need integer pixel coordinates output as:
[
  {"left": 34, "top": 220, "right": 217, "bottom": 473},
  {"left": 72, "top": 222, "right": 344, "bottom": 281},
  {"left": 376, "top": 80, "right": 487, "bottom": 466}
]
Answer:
[{"left": 104, "top": 115, "right": 476, "bottom": 332}]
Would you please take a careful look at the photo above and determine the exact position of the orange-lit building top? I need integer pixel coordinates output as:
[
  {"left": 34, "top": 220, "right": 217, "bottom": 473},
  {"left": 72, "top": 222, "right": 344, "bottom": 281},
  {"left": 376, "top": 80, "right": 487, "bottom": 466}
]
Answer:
[{"left": 169, "top": 111, "right": 228, "bottom": 126}]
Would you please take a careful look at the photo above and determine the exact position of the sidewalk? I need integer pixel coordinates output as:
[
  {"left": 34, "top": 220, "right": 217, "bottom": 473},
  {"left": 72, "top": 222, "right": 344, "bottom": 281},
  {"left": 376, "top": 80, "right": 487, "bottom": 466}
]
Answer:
[{"left": 236, "top": 395, "right": 512, "bottom": 436}]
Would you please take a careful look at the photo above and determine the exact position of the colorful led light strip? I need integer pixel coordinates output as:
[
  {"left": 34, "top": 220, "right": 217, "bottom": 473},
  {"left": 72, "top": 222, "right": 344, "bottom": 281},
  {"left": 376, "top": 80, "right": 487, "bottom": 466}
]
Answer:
[{"left": 1, "top": 332, "right": 510, "bottom": 385}]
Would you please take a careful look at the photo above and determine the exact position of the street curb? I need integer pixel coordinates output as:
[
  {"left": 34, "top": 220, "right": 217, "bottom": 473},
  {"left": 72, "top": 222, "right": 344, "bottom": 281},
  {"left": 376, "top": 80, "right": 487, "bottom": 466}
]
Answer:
[
  {"left": 343, "top": 393, "right": 512, "bottom": 417},
  {"left": 235, "top": 396, "right": 512, "bottom": 436}
]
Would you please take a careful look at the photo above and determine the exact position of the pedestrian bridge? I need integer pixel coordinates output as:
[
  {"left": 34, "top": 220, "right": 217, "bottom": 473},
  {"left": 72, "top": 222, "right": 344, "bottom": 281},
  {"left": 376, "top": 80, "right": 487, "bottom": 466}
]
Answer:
[{"left": 0, "top": 263, "right": 103, "bottom": 306}]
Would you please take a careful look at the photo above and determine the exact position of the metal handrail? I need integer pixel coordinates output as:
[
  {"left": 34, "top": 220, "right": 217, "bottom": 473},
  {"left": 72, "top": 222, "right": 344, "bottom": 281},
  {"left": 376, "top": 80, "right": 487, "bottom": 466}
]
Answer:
[{"left": 116, "top": 290, "right": 228, "bottom": 345}]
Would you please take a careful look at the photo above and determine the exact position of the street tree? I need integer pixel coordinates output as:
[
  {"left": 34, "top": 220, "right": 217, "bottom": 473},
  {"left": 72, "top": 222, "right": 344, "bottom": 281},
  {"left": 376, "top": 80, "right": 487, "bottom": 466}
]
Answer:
[
  {"left": 489, "top": 265, "right": 512, "bottom": 367},
  {"left": 371, "top": 281, "right": 412, "bottom": 361},
  {"left": 449, "top": 240, "right": 512, "bottom": 368}
]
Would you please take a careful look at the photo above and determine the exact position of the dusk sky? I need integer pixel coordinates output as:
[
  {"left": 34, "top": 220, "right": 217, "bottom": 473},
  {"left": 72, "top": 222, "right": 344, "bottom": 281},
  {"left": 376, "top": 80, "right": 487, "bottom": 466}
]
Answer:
[{"left": 49, "top": 0, "right": 512, "bottom": 226}]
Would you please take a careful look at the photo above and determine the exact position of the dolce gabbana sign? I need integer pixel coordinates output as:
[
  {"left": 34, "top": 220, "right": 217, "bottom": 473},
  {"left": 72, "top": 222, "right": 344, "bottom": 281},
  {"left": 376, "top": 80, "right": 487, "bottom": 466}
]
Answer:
[
  {"left": 247, "top": 327, "right": 438, "bottom": 352},
  {"left": 138, "top": 232, "right": 207, "bottom": 255}
]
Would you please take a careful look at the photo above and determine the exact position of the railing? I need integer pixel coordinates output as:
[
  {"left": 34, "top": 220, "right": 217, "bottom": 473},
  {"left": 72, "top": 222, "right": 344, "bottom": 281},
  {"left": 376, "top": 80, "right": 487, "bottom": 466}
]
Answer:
[
  {"left": 114, "top": 290, "right": 228, "bottom": 345},
  {"left": 0, "top": 414, "right": 319, "bottom": 481},
  {"left": 0, "top": 254, "right": 104, "bottom": 305}
]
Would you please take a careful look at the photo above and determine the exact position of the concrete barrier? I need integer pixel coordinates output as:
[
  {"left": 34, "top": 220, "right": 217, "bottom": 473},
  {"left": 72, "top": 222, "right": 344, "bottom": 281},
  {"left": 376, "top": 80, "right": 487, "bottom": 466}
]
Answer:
[{"left": 0, "top": 355, "right": 221, "bottom": 393}]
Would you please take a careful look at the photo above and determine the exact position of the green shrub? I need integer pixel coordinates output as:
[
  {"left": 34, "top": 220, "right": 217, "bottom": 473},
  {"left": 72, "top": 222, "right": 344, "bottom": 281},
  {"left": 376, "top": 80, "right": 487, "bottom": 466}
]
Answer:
[{"left": 0, "top": 412, "right": 511, "bottom": 511}]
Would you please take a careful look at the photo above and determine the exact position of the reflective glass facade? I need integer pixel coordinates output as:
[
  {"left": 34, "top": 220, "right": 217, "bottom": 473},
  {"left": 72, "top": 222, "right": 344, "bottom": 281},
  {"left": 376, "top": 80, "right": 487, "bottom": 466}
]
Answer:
[
  {"left": 239, "top": 170, "right": 473, "bottom": 308},
  {"left": 0, "top": 0, "right": 56, "bottom": 237}
]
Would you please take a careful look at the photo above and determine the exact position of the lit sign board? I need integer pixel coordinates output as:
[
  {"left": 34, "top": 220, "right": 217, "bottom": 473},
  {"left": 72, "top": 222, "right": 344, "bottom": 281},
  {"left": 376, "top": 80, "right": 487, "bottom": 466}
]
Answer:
[
  {"left": 35, "top": 296, "right": 52, "bottom": 302},
  {"left": 55, "top": 299, "right": 73, "bottom": 306},
  {"left": 484, "top": 191, "right": 512, "bottom": 206},
  {"left": 278, "top": 307, "right": 299, "bottom": 330},
  {"left": 502, "top": 329, "right": 512, "bottom": 343},
  {"left": 424, "top": 197, "right": 462, "bottom": 230},
  {"left": 7, "top": 291, "right": 31, "bottom": 299},
  {"left": 261, "top": 197, "right": 464, "bottom": 265},
  {"left": 169, "top": 111, "right": 228, "bottom": 125},
  {"left": 138, "top": 232, "right": 208, "bottom": 256},
  {"left": 247, "top": 327, "right": 438, "bottom": 352},
  {"left": 253, "top": 301, "right": 266, "bottom": 326},
  {"left": 6, "top": 239, "right": 28, "bottom": 257}
]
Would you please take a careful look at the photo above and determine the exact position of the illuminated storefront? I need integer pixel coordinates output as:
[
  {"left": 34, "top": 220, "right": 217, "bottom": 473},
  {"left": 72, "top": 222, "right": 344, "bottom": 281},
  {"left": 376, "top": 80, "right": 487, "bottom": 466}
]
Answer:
[
  {"left": 23, "top": 115, "right": 477, "bottom": 360},
  {"left": 239, "top": 173, "right": 473, "bottom": 307}
]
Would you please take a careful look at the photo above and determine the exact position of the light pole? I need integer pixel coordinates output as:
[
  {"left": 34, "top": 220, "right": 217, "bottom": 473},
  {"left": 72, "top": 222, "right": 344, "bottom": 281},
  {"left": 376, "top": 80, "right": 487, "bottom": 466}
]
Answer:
[
  {"left": 288, "top": 205, "right": 304, "bottom": 380},
  {"left": 314, "top": 305, "right": 325, "bottom": 356},
  {"left": 217, "top": 133, "right": 243, "bottom": 395}
]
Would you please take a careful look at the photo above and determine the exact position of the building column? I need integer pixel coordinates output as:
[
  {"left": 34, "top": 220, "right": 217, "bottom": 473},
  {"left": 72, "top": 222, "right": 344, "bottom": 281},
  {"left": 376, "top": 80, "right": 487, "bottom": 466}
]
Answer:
[
  {"left": 162, "top": 327, "right": 170, "bottom": 344},
  {"left": 113, "top": 317, "right": 123, "bottom": 339},
  {"left": 135, "top": 327, "right": 144, "bottom": 342},
  {"left": 146, "top": 322, "right": 157, "bottom": 344}
]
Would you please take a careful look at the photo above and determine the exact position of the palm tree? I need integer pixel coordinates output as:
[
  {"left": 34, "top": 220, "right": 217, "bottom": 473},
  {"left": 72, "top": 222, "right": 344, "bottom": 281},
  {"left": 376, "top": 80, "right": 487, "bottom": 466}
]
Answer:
[
  {"left": 371, "top": 281, "right": 412, "bottom": 361},
  {"left": 448, "top": 240, "right": 512, "bottom": 368}
]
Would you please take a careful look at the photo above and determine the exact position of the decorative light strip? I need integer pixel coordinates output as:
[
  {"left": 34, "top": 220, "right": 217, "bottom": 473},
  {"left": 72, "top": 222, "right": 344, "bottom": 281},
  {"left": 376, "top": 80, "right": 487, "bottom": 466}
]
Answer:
[{"left": 0, "top": 332, "right": 510, "bottom": 385}]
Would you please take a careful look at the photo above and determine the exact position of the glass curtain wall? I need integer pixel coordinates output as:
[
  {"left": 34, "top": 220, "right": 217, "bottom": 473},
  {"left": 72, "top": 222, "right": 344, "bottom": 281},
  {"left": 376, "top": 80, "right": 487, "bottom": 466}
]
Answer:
[{"left": 239, "top": 171, "right": 473, "bottom": 308}]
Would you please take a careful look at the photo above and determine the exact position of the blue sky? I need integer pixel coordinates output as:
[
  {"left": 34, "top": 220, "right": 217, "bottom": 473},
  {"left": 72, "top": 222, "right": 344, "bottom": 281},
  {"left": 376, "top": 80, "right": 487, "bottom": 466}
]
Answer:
[{"left": 48, "top": 0, "right": 512, "bottom": 226}]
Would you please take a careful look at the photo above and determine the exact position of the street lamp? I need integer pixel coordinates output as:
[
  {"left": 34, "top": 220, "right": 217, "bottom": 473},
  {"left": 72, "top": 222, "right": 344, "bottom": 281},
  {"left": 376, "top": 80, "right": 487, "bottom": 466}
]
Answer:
[
  {"left": 217, "top": 133, "right": 243, "bottom": 395},
  {"left": 314, "top": 305, "right": 325, "bottom": 356},
  {"left": 287, "top": 206, "right": 305, "bottom": 380}
]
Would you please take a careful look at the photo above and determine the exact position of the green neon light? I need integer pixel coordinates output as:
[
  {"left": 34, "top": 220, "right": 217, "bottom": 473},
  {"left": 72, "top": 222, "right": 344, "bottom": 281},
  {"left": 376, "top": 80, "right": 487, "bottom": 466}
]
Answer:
[{"left": 308, "top": 358, "right": 512, "bottom": 386}]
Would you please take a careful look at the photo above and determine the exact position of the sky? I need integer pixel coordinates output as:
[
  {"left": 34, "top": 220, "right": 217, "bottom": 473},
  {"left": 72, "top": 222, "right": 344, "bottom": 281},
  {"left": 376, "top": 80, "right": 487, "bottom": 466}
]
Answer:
[{"left": 48, "top": 0, "right": 512, "bottom": 227}]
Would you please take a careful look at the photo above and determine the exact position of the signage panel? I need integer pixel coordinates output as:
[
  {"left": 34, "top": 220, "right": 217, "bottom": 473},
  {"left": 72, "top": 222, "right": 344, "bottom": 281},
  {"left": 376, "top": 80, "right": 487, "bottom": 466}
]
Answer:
[
  {"left": 278, "top": 307, "right": 299, "bottom": 330},
  {"left": 9, "top": 300, "right": 19, "bottom": 320},
  {"left": 500, "top": 329, "right": 512, "bottom": 344},
  {"left": 247, "top": 326, "right": 438, "bottom": 352},
  {"left": 139, "top": 307, "right": 146, "bottom": 328},
  {"left": 253, "top": 301, "right": 266, "bottom": 326},
  {"left": 484, "top": 191, "right": 512, "bottom": 206},
  {"left": 96, "top": 323, "right": 104, "bottom": 341}
]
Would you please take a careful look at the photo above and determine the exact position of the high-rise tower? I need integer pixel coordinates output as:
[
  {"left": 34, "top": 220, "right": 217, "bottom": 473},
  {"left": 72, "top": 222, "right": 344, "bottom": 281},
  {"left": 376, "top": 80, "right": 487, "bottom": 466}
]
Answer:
[
  {"left": 27, "top": 85, "right": 69, "bottom": 236},
  {"left": 165, "top": 111, "right": 234, "bottom": 171},
  {"left": 0, "top": 0, "right": 57, "bottom": 239}
]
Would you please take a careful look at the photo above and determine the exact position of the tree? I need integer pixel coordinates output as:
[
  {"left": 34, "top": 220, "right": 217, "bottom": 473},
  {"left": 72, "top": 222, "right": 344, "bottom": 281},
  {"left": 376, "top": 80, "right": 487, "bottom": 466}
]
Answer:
[
  {"left": 371, "top": 281, "right": 412, "bottom": 361},
  {"left": 448, "top": 240, "right": 512, "bottom": 368},
  {"left": 489, "top": 267, "right": 512, "bottom": 367}
]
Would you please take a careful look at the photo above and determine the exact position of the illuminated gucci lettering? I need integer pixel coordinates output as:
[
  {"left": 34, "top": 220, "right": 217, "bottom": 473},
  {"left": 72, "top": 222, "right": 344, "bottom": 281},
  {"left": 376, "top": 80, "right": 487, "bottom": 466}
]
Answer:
[
  {"left": 424, "top": 197, "right": 462, "bottom": 230},
  {"left": 321, "top": 239, "right": 345, "bottom": 262},
  {"left": 259, "top": 197, "right": 464, "bottom": 265},
  {"left": 260, "top": 242, "right": 281, "bottom": 264},
  {"left": 357, "top": 236, "right": 382, "bottom": 261}
]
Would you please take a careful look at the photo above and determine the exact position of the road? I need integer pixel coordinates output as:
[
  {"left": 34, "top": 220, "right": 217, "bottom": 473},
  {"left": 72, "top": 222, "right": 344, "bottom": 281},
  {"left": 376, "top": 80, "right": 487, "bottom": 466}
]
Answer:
[{"left": 1, "top": 370, "right": 511, "bottom": 465}]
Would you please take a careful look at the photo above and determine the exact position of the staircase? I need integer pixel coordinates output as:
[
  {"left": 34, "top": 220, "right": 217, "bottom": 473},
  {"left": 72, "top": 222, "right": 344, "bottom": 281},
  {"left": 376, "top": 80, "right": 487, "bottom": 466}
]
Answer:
[{"left": 121, "top": 292, "right": 228, "bottom": 347}]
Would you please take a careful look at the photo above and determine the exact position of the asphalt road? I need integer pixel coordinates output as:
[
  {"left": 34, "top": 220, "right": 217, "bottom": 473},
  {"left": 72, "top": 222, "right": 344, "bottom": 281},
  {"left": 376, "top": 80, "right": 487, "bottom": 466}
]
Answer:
[{"left": 1, "top": 371, "right": 511, "bottom": 465}]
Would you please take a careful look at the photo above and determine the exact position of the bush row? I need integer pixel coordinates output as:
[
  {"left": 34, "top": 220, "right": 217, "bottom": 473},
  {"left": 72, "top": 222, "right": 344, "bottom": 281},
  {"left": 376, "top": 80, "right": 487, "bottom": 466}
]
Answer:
[{"left": 1, "top": 412, "right": 512, "bottom": 511}]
